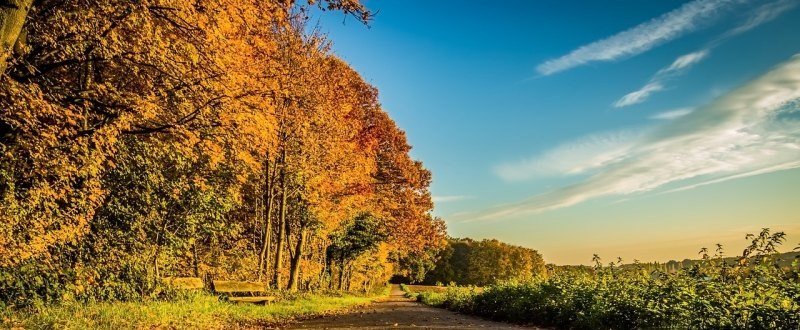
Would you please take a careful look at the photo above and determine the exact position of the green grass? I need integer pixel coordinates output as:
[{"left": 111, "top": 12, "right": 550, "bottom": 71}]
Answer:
[
  {"left": 1, "top": 288, "right": 388, "bottom": 329},
  {"left": 398, "top": 283, "right": 418, "bottom": 299},
  {"left": 403, "top": 285, "right": 447, "bottom": 293},
  {"left": 400, "top": 283, "right": 480, "bottom": 302}
]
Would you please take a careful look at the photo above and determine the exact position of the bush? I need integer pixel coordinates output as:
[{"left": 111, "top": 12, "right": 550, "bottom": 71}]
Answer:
[{"left": 418, "top": 229, "right": 800, "bottom": 329}]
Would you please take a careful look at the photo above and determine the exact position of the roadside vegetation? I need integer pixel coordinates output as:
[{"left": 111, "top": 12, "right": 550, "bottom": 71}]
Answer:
[
  {"left": 1, "top": 287, "right": 388, "bottom": 329},
  {"left": 414, "top": 229, "right": 800, "bottom": 329}
]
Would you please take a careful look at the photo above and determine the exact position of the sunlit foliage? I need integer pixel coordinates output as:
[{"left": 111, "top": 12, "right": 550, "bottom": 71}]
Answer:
[
  {"left": 0, "top": 0, "right": 445, "bottom": 307},
  {"left": 422, "top": 238, "right": 546, "bottom": 286}
]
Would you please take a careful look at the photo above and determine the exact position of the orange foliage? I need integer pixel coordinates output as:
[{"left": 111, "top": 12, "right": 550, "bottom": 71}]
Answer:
[{"left": 0, "top": 0, "right": 442, "bottom": 300}]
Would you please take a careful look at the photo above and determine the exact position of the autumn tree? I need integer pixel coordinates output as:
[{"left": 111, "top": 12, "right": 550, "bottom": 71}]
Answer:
[
  {"left": 0, "top": 0, "right": 452, "bottom": 306},
  {"left": 363, "top": 110, "right": 447, "bottom": 279},
  {"left": 326, "top": 213, "right": 387, "bottom": 290},
  {"left": 0, "top": 0, "right": 371, "bottom": 269},
  {"left": 0, "top": 0, "right": 231, "bottom": 268},
  {"left": 423, "top": 238, "right": 546, "bottom": 286}
]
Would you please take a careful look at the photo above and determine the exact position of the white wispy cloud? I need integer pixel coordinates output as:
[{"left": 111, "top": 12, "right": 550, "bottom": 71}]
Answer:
[
  {"left": 723, "top": 0, "right": 798, "bottom": 38},
  {"left": 650, "top": 108, "right": 694, "bottom": 120},
  {"left": 614, "top": 49, "right": 709, "bottom": 108},
  {"left": 536, "top": 0, "right": 742, "bottom": 76},
  {"left": 614, "top": 82, "right": 666, "bottom": 107},
  {"left": 615, "top": 50, "right": 710, "bottom": 108},
  {"left": 495, "top": 129, "right": 646, "bottom": 181},
  {"left": 467, "top": 54, "right": 800, "bottom": 222},
  {"left": 432, "top": 195, "right": 473, "bottom": 203},
  {"left": 657, "top": 161, "right": 800, "bottom": 195},
  {"left": 659, "top": 50, "right": 710, "bottom": 75},
  {"left": 614, "top": 1, "right": 796, "bottom": 108}
]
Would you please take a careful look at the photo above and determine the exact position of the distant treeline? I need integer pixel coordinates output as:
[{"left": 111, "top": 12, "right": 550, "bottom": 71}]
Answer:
[
  {"left": 552, "top": 251, "right": 800, "bottom": 274},
  {"left": 420, "top": 238, "right": 546, "bottom": 286}
]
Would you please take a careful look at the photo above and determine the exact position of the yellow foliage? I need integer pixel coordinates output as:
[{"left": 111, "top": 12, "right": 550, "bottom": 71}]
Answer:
[{"left": 0, "top": 0, "right": 443, "bottom": 300}]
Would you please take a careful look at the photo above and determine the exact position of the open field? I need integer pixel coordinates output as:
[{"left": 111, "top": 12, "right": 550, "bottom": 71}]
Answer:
[
  {"left": 0, "top": 290, "right": 384, "bottom": 329},
  {"left": 415, "top": 272, "right": 800, "bottom": 329},
  {"left": 412, "top": 232, "right": 800, "bottom": 330}
]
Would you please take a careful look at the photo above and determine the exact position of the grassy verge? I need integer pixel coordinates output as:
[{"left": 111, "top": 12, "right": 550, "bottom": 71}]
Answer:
[
  {"left": 411, "top": 286, "right": 480, "bottom": 309},
  {"left": 399, "top": 284, "right": 453, "bottom": 300},
  {"left": 1, "top": 287, "right": 388, "bottom": 329},
  {"left": 398, "top": 283, "right": 416, "bottom": 299}
]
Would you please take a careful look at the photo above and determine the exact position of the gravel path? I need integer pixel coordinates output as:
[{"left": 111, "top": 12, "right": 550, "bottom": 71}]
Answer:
[{"left": 283, "top": 285, "right": 533, "bottom": 329}]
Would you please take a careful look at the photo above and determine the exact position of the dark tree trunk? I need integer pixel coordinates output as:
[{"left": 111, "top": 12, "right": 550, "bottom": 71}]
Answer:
[
  {"left": 257, "top": 155, "right": 275, "bottom": 283},
  {"left": 338, "top": 259, "right": 347, "bottom": 291},
  {"left": 192, "top": 242, "right": 199, "bottom": 277},
  {"left": 273, "top": 149, "right": 288, "bottom": 289},
  {"left": 287, "top": 225, "right": 307, "bottom": 291}
]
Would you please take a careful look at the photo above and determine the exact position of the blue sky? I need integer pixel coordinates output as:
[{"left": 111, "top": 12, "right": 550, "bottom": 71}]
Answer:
[{"left": 314, "top": 0, "right": 800, "bottom": 264}]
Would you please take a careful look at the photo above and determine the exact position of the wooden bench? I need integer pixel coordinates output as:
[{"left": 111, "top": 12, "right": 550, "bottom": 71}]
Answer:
[
  {"left": 211, "top": 280, "right": 277, "bottom": 304},
  {"left": 162, "top": 277, "right": 204, "bottom": 290}
]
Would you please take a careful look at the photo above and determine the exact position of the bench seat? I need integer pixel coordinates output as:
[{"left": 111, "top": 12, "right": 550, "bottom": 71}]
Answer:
[{"left": 212, "top": 280, "right": 276, "bottom": 304}]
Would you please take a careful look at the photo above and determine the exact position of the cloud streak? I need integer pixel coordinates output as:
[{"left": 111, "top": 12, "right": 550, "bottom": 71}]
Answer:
[
  {"left": 615, "top": 50, "right": 710, "bottom": 108},
  {"left": 659, "top": 50, "right": 710, "bottom": 75},
  {"left": 614, "top": 82, "right": 667, "bottom": 108},
  {"left": 614, "top": 1, "right": 796, "bottom": 108},
  {"left": 432, "top": 195, "right": 473, "bottom": 203},
  {"left": 470, "top": 54, "right": 800, "bottom": 222},
  {"left": 723, "top": 0, "right": 798, "bottom": 38},
  {"left": 650, "top": 108, "right": 694, "bottom": 120},
  {"left": 494, "top": 129, "right": 645, "bottom": 181},
  {"left": 536, "top": 0, "right": 741, "bottom": 75}
]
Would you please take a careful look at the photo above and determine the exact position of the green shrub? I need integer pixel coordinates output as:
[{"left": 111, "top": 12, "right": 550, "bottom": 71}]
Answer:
[{"left": 418, "top": 229, "right": 800, "bottom": 329}]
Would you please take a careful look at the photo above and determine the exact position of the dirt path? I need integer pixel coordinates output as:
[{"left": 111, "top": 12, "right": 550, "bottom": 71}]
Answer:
[{"left": 283, "top": 285, "right": 532, "bottom": 329}]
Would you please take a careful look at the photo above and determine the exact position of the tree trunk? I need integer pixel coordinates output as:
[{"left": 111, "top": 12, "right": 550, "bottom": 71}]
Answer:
[
  {"left": 272, "top": 151, "right": 288, "bottom": 289},
  {"left": 153, "top": 243, "right": 161, "bottom": 279},
  {"left": 324, "top": 248, "right": 334, "bottom": 290},
  {"left": 257, "top": 155, "right": 274, "bottom": 283},
  {"left": 153, "top": 218, "right": 169, "bottom": 280},
  {"left": 0, "top": 0, "right": 31, "bottom": 73},
  {"left": 192, "top": 242, "right": 199, "bottom": 277},
  {"left": 344, "top": 264, "right": 352, "bottom": 291},
  {"left": 287, "top": 225, "right": 307, "bottom": 291},
  {"left": 338, "top": 260, "right": 346, "bottom": 291}
]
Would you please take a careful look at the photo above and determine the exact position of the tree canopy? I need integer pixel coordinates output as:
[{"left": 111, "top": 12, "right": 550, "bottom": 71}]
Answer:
[
  {"left": 422, "top": 238, "right": 546, "bottom": 286},
  {"left": 0, "top": 0, "right": 445, "bottom": 306}
]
